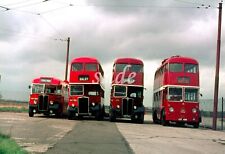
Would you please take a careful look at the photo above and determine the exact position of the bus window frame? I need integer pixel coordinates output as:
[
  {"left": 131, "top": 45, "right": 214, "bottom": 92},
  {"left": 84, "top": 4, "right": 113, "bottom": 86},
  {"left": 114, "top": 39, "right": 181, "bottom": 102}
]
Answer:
[
  {"left": 70, "top": 85, "right": 84, "bottom": 96},
  {"left": 72, "top": 63, "right": 83, "bottom": 71},
  {"left": 130, "top": 64, "right": 143, "bottom": 73},
  {"left": 184, "top": 87, "right": 199, "bottom": 102},
  {"left": 169, "top": 63, "right": 183, "bottom": 73},
  {"left": 85, "top": 63, "right": 98, "bottom": 71},
  {"left": 167, "top": 87, "right": 183, "bottom": 102},
  {"left": 31, "top": 84, "right": 45, "bottom": 94},
  {"left": 184, "top": 63, "right": 198, "bottom": 74},
  {"left": 113, "top": 85, "right": 127, "bottom": 97},
  {"left": 115, "top": 64, "right": 128, "bottom": 72}
]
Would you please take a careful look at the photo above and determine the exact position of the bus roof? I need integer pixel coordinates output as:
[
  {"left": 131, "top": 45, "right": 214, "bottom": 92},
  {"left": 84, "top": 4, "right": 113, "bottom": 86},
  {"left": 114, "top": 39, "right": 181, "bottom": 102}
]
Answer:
[
  {"left": 114, "top": 58, "right": 143, "bottom": 65},
  {"left": 162, "top": 55, "right": 198, "bottom": 65},
  {"left": 71, "top": 57, "right": 100, "bottom": 64},
  {"left": 32, "top": 77, "right": 62, "bottom": 85}
]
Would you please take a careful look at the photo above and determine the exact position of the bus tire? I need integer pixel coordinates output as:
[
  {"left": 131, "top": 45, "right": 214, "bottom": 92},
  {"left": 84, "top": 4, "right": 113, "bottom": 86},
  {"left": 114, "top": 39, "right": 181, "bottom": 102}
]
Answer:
[
  {"left": 56, "top": 112, "right": 62, "bottom": 118},
  {"left": 68, "top": 111, "right": 73, "bottom": 120},
  {"left": 131, "top": 115, "right": 136, "bottom": 123},
  {"left": 29, "top": 108, "right": 34, "bottom": 117},
  {"left": 138, "top": 113, "right": 144, "bottom": 124},
  {"left": 109, "top": 111, "right": 116, "bottom": 122},
  {"left": 193, "top": 122, "right": 199, "bottom": 128},
  {"left": 161, "top": 110, "right": 168, "bottom": 126},
  {"left": 96, "top": 111, "right": 102, "bottom": 121},
  {"left": 176, "top": 122, "right": 185, "bottom": 127},
  {"left": 102, "top": 105, "right": 105, "bottom": 117},
  {"left": 153, "top": 110, "right": 158, "bottom": 124}
]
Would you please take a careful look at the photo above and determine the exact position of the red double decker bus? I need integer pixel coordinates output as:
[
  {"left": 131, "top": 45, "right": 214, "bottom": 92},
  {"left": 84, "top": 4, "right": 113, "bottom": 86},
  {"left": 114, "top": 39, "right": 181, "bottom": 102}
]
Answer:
[
  {"left": 29, "top": 77, "right": 68, "bottom": 117},
  {"left": 67, "top": 57, "right": 105, "bottom": 120},
  {"left": 109, "top": 58, "right": 145, "bottom": 123},
  {"left": 152, "top": 56, "right": 201, "bottom": 128}
]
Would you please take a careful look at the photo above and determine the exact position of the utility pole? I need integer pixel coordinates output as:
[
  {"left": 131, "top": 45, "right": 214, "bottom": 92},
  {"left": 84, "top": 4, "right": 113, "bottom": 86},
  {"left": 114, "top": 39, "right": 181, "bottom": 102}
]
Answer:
[
  {"left": 213, "top": 2, "right": 223, "bottom": 130},
  {"left": 65, "top": 37, "right": 70, "bottom": 81}
]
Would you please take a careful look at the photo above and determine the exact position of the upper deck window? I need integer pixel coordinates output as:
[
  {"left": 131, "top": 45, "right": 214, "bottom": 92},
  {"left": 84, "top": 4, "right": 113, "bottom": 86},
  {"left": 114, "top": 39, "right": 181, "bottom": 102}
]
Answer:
[
  {"left": 185, "top": 64, "right": 198, "bottom": 73},
  {"left": 85, "top": 63, "right": 97, "bottom": 71},
  {"left": 115, "top": 64, "right": 143, "bottom": 72},
  {"left": 169, "top": 63, "right": 183, "bottom": 72},
  {"left": 130, "top": 64, "right": 143, "bottom": 72},
  {"left": 32, "top": 84, "right": 44, "bottom": 94},
  {"left": 114, "top": 86, "right": 126, "bottom": 97},
  {"left": 72, "top": 63, "right": 83, "bottom": 71},
  {"left": 115, "top": 64, "right": 128, "bottom": 72}
]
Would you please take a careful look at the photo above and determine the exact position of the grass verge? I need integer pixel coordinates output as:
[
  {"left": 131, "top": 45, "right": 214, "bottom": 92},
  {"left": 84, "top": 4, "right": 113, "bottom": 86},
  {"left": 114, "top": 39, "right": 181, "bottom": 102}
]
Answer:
[
  {"left": 0, "top": 133, "right": 28, "bottom": 154},
  {"left": 0, "top": 107, "right": 28, "bottom": 113}
]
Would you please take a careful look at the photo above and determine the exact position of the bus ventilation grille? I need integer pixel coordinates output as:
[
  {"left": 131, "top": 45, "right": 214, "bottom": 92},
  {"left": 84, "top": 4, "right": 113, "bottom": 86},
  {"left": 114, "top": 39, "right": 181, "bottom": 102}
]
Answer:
[
  {"left": 122, "top": 98, "right": 133, "bottom": 115},
  {"left": 78, "top": 97, "right": 89, "bottom": 113},
  {"left": 38, "top": 95, "right": 48, "bottom": 111}
]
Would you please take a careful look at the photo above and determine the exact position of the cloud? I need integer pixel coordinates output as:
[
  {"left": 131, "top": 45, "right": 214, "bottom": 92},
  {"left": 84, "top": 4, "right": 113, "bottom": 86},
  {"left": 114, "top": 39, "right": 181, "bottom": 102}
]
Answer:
[{"left": 0, "top": 0, "right": 224, "bottom": 103}]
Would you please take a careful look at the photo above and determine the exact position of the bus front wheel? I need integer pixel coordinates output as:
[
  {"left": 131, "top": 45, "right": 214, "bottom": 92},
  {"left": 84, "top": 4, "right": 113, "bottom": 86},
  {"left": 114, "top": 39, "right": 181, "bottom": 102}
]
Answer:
[
  {"left": 153, "top": 110, "right": 158, "bottom": 124},
  {"left": 109, "top": 110, "right": 116, "bottom": 122},
  {"left": 138, "top": 113, "right": 144, "bottom": 124},
  {"left": 68, "top": 111, "right": 74, "bottom": 120},
  {"left": 193, "top": 122, "right": 199, "bottom": 128},
  {"left": 161, "top": 110, "right": 168, "bottom": 126},
  {"left": 29, "top": 108, "right": 34, "bottom": 117}
]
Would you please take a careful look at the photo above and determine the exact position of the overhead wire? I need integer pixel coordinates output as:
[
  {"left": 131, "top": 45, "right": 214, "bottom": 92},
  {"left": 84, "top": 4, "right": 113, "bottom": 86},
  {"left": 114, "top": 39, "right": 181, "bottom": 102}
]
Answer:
[
  {"left": 38, "top": 14, "right": 64, "bottom": 38},
  {"left": 1, "top": 0, "right": 31, "bottom": 7},
  {"left": 9, "top": 0, "right": 48, "bottom": 10},
  {"left": 0, "top": 0, "right": 219, "bottom": 43}
]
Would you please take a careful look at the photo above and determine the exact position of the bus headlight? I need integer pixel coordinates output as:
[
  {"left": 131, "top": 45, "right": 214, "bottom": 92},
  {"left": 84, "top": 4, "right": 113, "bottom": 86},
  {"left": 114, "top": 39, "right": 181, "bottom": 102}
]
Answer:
[
  {"left": 169, "top": 107, "right": 174, "bottom": 112},
  {"left": 92, "top": 102, "right": 95, "bottom": 106},
  {"left": 50, "top": 101, "right": 54, "bottom": 105},
  {"left": 72, "top": 104, "right": 75, "bottom": 107},
  {"left": 116, "top": 105, "right": 120, "bottom": 109},
  {"left": 34, "top": 100, "right": 37, "bottom": 105},
  {"left": 133, "top": 106, "right": 137, "bottom": 110},
  {"left": 192, "top": 108, "right": 197, "bottom": 113}
]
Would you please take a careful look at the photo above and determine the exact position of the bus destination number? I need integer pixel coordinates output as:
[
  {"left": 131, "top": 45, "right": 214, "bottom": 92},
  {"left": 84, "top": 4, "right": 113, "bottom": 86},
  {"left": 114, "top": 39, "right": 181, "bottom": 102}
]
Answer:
[
  {"left": 79, "top": 76, "right": 89, "bottom": 81},
  {"left": 177, "top": 77, "right": 190, "bottom": 84}
]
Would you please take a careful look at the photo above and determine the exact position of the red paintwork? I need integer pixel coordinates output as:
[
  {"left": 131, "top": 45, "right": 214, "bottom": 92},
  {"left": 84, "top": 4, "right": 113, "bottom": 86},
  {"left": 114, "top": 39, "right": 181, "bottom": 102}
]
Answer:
[
  {"left": 32, "top": 77, "right": 62, "bottom": 85},
  {"left": 114, "top": 58, "right": 143, "bottom": 65},
  {"left": 69, "top": 57, "right": 103, "bottom": 84},
  {"left": 110, "top": 58, "right": 144, "bottom": 109},
  {"left": 112, "top": 58, "right": 144, "bottom": 86},
  {"left": 29, "top": 77, "right": 68, "bottom": 115},
  {"left": 68, "top": 57, "right": 104, "bottom": 108},
  {"left": 153, "top": 56, "right": 200, "bottom": 123}
]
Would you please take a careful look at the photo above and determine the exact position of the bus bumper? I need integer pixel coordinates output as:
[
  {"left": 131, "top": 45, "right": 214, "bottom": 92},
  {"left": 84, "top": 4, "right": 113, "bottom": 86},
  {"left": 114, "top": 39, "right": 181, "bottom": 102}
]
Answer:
[
  {"left": 67, "top": 106, "right": 78, "bottom": 113},
  {"left": 133, "top": 106, "right": 145, "bottom": 114},
  {"left": 111, "top": 106, "right": 145, "bottom": 117},
  {"left": 29, "top": 104, "right": 60, "bottom": 114}
]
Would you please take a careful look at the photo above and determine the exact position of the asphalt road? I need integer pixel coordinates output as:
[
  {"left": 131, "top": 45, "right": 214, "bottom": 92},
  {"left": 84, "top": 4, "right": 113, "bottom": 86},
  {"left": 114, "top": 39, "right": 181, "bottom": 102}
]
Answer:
[
  {"left": 0, "top": 112, "right": 225, "bottom": 154},
  {"left": 0, "top": 112, "right": 75, "bottom": 153},
  {"left": 46, "top": 120, "right": 133, "bottom": 154}
]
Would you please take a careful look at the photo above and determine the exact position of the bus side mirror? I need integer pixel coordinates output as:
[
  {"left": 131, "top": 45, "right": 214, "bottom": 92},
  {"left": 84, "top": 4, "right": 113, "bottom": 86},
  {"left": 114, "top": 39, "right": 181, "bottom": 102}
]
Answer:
[
  {"left": 28, "top": 85, "right": 31, "bottom": 89},
  {"left": 200, "top": 93, "right": 203, "bottom": 97}
]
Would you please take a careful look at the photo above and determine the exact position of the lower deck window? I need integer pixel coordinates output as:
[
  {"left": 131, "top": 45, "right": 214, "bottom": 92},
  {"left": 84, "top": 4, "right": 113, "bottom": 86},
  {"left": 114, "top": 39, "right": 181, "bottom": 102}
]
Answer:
[
  {"left": 168, "top": 87, "right": 182, "bottom": 101},
  {"left": 185, "top": 88, "right": 198, "bottom": 102},
  {"left": 70, "top": 85, "right": 83, "bottom": 95},
  {"left": 114, "top": 86, "right": 126, "bottom": 97}
]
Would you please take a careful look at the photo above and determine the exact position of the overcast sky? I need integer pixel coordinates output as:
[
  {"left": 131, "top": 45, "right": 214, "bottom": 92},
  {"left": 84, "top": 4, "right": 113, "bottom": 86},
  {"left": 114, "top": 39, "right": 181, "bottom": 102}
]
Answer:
[{"left": 0, "top": 0, "right": 224, "bottom": 107}]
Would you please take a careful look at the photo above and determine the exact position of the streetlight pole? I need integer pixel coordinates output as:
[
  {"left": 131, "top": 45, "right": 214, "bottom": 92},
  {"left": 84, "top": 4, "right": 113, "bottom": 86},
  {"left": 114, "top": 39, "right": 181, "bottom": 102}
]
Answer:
[
  {"left": 65, "top": 37, "right": 70, "bottom": 81},
  {"left": 213, "top": 2, "right": 223, "bottom": 130}
]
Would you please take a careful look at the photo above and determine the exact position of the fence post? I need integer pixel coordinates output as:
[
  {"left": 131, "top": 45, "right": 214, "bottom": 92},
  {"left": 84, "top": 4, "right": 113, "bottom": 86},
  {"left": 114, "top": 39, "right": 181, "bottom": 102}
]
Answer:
[{"left": 222, "top": 97, "right": 224, "bottom": 130}]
